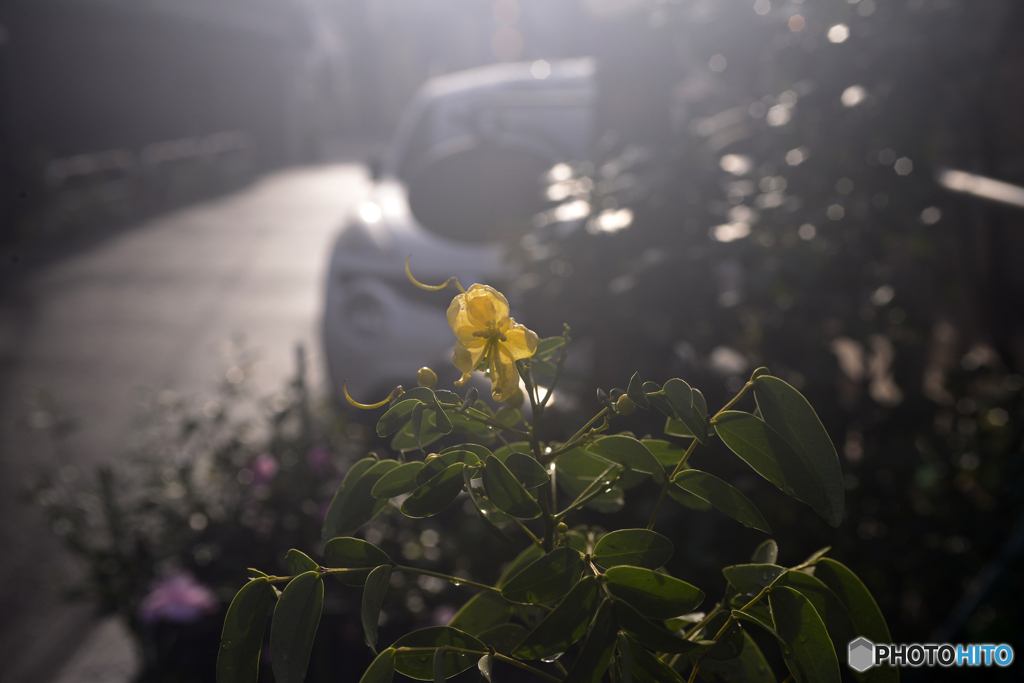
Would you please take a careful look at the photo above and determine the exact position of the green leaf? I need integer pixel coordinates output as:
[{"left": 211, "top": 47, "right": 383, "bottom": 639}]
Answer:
[
  {"left": 535, "top": 336, "right": 565, "bottom": 360},
  {"left": 555, "top": 448, "right": 627, "bottom": 513},
  {"left": 270, "top": 571, "right": 324, "bottom": 683},
  {"left": 392, "top": 627, "right": 487, "bottom": 680},
  {"left": 391, "top": 410, "right": 443, "bottom": 452},
  {"left": 562, "top": 600, "right": 617, "bottom": 683},
  {"left": 713, "top": 412, "right": 831, "bottom": 526},
  {"left": 216, "top": 578, "right": 273, "bottom": 683},
  {"left": 513, "top": 575, "right": 601, "bottom": 660},
  {"left": 482, "top": 455, "right": 542, "bottom": 519},
  {"left": 377, "top": 399, "right": 422, "bottom": 437},
  {"left": 322, "top": 458, "right": 399, "bottom": 539},
  {"left": 689, "top": 631, "right": 777, "bottom": 683},
  {"left": 642, "top": 439, "right": 689, "bottom": 466},
  {"left": 478, "top": 652, "right": 494, "bottom": 683},
  {"left": 622, "top": 633, "right": 685, "bottom": 683},
  {"left": 286, "top": 549, "right": 319, "bottom": 576},
  {"left": 501, "top": 547, "right": 584, "bottom": 604},
  {"left": 663, "top": 379, "right": 708, "bottom": 444},
  {"left": 770, "top": 586, "right": 840, "bottom": 683},
  {"left": 496, "top": 544, "right": 546, "bottom": 588},
  {"left": 612, "top": 599, "right": 706, "bottom": 655},
  {"left": 667, "top": 483, "right": 714, "bottom": 512},
  {"left": 605, "top": 566, "right": 705, "bottom": 620},
  {"left": 772, "top": 571, "right": 856, "bottom": 656},
  {"left": 586, "top": 435, "right": 665, "bottom": 483},
  {"left": 448, "top": 592, "right": 517, "bottom": 636},
  {"left": 432, "top": 647, "right": 445, "bottom": 683},
  {"left": 434, "top": 389, "right": 462, "bottom": 405},
  {"left": 372, "top": 462, "right": 425, "bottom": 498},
  {"left": 664, "top": 417, "right": 694, "bottom": 438},
  {"left": 322, "top": 537, "right": 391, "bottom": 587},
  {"left": 398, "top": 386, "right": 441, "bottom": 404},
  {"left": 692, "top": 389, "right": 708, "bottom": 422},
  {"left": 462, "top": 466, "right": 513, "bottom": 541},
  {"left": 401, "top": 463, "right": 466, "bottom": 518},
  {"left": 753, "top": 376, "right": 843, "bottom": 527},
  {"left": 492, "top": 442, "right": 531, "bottom": 463},
  {"left": 673, "top": 470, "right": 771, "bottom": 533},
  {"left": 703, "top": 612, "right": 745, "bottom": 661},
  {"left": 505, "top": 451, "right": 549, "bottom": 488},
  {"left": 751, "top": 540, "right": 779, "bottom": 565},
  {"left": 722, "top": 564, "right": 787, "bottom": 596},
  {"left": 359, "top": 648, "right": 395, "bottom": 683},
  {"left": 813, "top": 559, "right": 897, "bottom": 683},
  {"left": 361, "top": 565, "right": 392, "bottom": 653},
  {"left": 494, "top": 406, "right": 523, "bottom": 427},
  {"left": 592, "top": 529, "right": 674, "bottom": 569},
  {"left": 627, "top": 372, "right": 651, "bottom": 410},
  {"left": 417, "top": 450, "right": 480, "bottom": 485},
  {"left": 618, "top": 633, "right": 633, "bottom": 683},
  {"left": 477, "top": 623, "right": 529, "bottom": 655},
  {"left": 442, "top": 443, "right": 495, "bottom": 461}
]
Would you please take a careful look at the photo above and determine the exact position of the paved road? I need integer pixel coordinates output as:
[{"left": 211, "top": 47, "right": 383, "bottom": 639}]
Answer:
[{"left": 0, "top": 164, "right": 370, "bottom": 682}]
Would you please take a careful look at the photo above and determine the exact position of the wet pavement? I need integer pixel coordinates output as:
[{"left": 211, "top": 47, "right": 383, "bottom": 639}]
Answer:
[{"left": 0, "top": 164, "right": 370, "bottom": 681}]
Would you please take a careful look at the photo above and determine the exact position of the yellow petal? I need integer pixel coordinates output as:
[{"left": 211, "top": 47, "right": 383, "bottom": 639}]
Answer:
[
  {"left": 503, "top": 320, "right": 539, "bottom": 361},
  {"left": 453, "top": 340, "right": 487, "bottom": 376},
  {"left": 489, "top": 344, "right": 521, "bottom": 402}
]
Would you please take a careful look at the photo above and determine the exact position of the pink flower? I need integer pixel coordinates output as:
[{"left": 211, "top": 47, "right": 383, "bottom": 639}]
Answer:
[
  {"left": 306, "top": 446, "right": 331, "bottom": 472},
  {"left": 251, "top": 453, "right": 279, "bottom": 485},
  {"left": 137, "top": 572, "right": 218, "bottom": 624}
]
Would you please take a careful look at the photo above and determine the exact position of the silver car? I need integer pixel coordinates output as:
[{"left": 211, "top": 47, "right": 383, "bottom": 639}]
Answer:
[{"left": 323, "top": 59, "right": 595, "bottom": 403}]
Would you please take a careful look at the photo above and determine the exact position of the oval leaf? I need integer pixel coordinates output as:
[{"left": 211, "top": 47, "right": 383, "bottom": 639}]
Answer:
[
  {"left": 751, "top": 540, "right": 779, "bottom": 565},
  {"left": 586, "top": 435, "right": 665, "bottom": 483},
  {"left": 372, "top": 461, "right": 425, "bottom": 498},
  {"left": 627, "top": 372, "right": 651, "bottom": 409},
  {"left": 773, "top": 570, "right": 856, "bottom": 656},
  {"left": 813, "top": 559, "right": 897, "bottom": 683},
  {"left": 448, "top": 592, "right": 517, "bottom": 636},
  {"left": 286, "top": 549, "right": 319, "bottom": 576},
  {"left": 673, "top": 470, "right": 771, "bottom": 533},
  {"left": 496, "top": 544, "right": 546, "bottom": 588},
  {"left": 770, "top": 585, "right": 841, "bottom": 683},
  {"left": 562, "top": 600, "right": 617, "bottom": 683},
  {"left": 605, "top": 566, "right": 705, "bottom": 620},
  {"left": 482, "top": 455, "right": 542, "bottom": 519},
  {"left": 592, "top": 529, "right": 673, "bottom": 569},
  {"left": 612, "top": 599, "right": 705, "bottom": 655},
  {"left": 478, "top": 623, "right": 529, "bottom": 656},
  {"left": 663, "top": 379, "right": 707, "bottom": 444},
  {"left": 322, "top": 537, "right": 391, "bottom": 587},
  {"left": 620, "top": 633, "right": 685, "bottom": 683},
  {"left": 417, "top": 450, "right": 480, "bottom": 486},
  {"left": 722, "top": 564, "right": 787, "bottom": 596},
  {"left": 322, "top": 458, "right": 399, "bottom": 539},
  {"left": 377, "top": 399, "right": 422, "bottom": 437},
  {"left": 362, "top": 565, "right": 392, "bottom": 653},
  {"left": 360, "top": 648, "right": 396, "bottom": 683},
  {"left": 270, "top": 571, "right": 324, "bottom": 683},
  {"left": 691, "top": 631, "right": 778, "bottom": 683},
  {"left": 713, "top": 411, "right": 832, "bottom": 525},
  {"left": 501, "top": 547, "right": 584, "bottom": 604},
  {"left": 401, "top": 463, "right": 465, "bottom": 518},
  {"left": 216, "top": 578, "right": 273, "bottom": 683},
  {"left": 505, "top": 451, "right": 550, "bottom": 488},
  {"left": 513, "top": 575, "right": 601, "bottom": 660},
  {"left": 754, "top": 376, "right": 843, "bottom": 526},
  {"left": 392, "top": 627, "right": 487, "bottom": 680}
]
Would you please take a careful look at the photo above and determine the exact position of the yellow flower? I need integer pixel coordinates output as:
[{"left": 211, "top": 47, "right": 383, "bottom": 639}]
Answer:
[{"left": 447, "top": 284, "right": 538, "bottom": 402}]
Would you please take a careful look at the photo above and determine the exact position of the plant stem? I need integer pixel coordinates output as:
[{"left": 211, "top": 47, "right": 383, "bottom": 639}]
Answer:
[
  {"left": 686, "top": 587, "right": 771, "bottom": 683},
  {"left": 510, "top": 515, "right": 545, "bottom": 548},
  {"left": 393, "top": 646, "right": 562, "bottom": 682},
  {"left": 539, "top": 338, "right": 570, "bottom": 409},
  {"left": 554, "top": 463, "right": 622, "bottom": 521},
  {"left": 646, "top": 438, "right": 699, "bottom": 530},
  {"left": 393, "top": 565, "right": 502, "bottom": 595},
  {"left": 545, "top": 407, "right": 609, "bottom": 463},
  {"left": 708, "top": 381, "right": 755, "bottom": 423}
]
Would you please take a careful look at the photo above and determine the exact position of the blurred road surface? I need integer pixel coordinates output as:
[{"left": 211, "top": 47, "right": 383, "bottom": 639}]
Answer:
[{"left": 0, "top": 164, "right": 370, "bottom": 682}]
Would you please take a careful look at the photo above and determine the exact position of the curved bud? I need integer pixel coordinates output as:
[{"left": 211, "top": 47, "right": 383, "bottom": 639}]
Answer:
[
  {"left": 343, "top": 381, "right": 403, "bottom": 410},
  {"left": 416, "top": 366, "right": 438, "bottom": 389},
  {"left": 615, "top": 394, "right": 636, "bottom": 415},
  {"left": 404, "top": 256, "right": 466, "bottom": 293}
]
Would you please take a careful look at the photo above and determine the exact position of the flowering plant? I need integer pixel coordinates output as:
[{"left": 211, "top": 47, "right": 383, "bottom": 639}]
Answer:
[{"left": 217, "top": 264, "right": 895, "bottom": 683}]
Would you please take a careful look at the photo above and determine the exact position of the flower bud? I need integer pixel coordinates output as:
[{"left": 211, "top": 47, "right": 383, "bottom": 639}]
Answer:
[
  {"left": 615, "top": 394, "right": 636, "bottom": 415},
  {"left": 425, "top": 453, "right": 439, "bottom": 462},
  {"left": 557, "top": 522, "right": 569, "bottom": 534},
  {"left": 417, "top": 367, "right": 438, "bottom": 389},
  {"left": 504, "top": 386, "right": 525, "bottom": 409}
]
